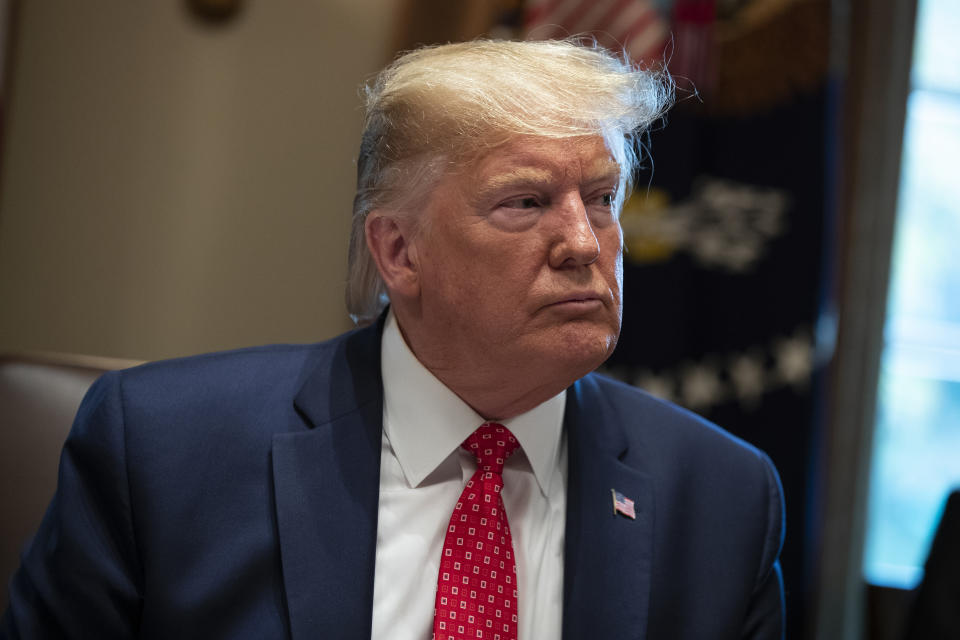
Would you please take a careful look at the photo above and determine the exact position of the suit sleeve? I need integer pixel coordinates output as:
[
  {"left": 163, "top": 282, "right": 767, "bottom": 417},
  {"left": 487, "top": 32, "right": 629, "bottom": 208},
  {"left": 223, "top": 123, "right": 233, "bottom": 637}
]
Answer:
[
  {"left": 1, "top": 372, "right": 142, "bottom": 639},
  {"left": 741, "top": 451, "right": 786, "bottom": 640}
]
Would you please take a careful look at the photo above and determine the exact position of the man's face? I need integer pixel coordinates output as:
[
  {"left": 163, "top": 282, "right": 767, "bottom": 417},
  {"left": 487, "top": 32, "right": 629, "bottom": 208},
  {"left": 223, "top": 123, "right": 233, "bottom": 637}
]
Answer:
[{"left": 406, "top": 135, "right": 624, "bottom": 391}]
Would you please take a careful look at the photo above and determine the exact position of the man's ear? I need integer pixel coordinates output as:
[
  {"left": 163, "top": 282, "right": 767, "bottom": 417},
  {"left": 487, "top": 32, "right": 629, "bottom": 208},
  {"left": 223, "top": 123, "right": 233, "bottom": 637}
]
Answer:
[{"left": 365, "top": 211, "right": 420, "bottom": 299}]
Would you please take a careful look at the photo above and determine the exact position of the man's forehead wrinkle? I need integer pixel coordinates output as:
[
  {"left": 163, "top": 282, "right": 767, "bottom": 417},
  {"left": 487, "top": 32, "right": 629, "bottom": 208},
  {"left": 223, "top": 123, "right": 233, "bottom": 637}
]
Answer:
[{"left": 476, "top": 151, "right": 620, "bottom": 192}]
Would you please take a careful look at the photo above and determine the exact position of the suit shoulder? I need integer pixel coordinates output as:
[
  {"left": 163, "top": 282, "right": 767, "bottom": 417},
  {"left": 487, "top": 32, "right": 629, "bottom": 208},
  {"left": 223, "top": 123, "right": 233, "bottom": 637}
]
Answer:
[
  {"left": 579, "top": 371, "right": 774, "bottom": 470},
  {"left": 113, "top": 332, "right": 355, "bottom": 399},
  {"left": 85, "top": 328, "right": 377, "bottom": 438}
]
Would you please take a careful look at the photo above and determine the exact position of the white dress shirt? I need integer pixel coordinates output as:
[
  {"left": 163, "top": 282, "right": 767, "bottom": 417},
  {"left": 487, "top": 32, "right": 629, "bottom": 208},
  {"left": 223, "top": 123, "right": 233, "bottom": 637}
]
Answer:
[{"left": 371, "top": 311, "right": 567, "bottom": 640}]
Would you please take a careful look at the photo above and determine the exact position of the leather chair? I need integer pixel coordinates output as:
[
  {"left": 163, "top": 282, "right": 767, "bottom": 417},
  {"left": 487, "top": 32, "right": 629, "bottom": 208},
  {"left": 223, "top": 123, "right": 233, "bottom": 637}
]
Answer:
[{"left": 0, "top": 352, "right": 142, "bottom": 609}]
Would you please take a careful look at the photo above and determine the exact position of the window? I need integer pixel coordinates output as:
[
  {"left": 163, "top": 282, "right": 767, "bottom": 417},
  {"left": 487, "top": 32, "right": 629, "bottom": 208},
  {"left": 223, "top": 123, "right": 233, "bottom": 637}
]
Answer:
[{"left": 863, "top": 0, "right": 960, "bottom": 589}]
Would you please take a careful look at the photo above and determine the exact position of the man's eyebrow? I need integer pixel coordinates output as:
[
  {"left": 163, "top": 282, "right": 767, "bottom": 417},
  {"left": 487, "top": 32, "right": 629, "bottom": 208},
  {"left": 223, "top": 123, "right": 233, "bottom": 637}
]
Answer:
[
  {"left": 478, "top": 167, "right": 556, "bottom": 195},
  {"left": 583, "top": 159, "right": 622, "bottom": 183}
]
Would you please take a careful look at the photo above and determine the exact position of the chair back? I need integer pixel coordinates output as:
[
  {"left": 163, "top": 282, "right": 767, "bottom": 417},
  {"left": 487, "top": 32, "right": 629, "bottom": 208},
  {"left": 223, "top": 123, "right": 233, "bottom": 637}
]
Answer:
[{"left": 0, "top": 352, "right": 142, "bottom": 608}]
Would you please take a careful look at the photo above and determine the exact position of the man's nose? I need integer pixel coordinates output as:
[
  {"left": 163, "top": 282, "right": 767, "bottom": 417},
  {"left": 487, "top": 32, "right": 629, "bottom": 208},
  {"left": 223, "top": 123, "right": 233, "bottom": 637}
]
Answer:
[{"left": 547, "top": 193, "right": 601, "bottom": 269}]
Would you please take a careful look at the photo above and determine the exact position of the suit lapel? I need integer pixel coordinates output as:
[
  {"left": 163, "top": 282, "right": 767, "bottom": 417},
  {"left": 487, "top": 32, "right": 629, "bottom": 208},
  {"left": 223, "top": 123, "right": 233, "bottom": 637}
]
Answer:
[
  {"left": 272, "top": 322, "right": 384, "bottom": 640},
  {"left": 270, "top": 321, "right": 655, "bottom": 639},
  {"left": 562, "top": 376, "right": 654, "bottom": 640}
]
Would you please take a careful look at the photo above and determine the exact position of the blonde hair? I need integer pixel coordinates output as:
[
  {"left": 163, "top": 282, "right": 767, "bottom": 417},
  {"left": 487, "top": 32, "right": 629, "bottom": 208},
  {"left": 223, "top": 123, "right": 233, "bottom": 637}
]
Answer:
[{"left": 346, "top": 38, "right": 673, "bottom": 325}]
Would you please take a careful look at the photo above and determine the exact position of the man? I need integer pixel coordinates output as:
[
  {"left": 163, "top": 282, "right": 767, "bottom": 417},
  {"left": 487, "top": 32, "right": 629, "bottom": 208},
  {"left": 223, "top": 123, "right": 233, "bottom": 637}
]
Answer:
[{"left": 2, "top": 40, "right": 783, "bottom": 639}]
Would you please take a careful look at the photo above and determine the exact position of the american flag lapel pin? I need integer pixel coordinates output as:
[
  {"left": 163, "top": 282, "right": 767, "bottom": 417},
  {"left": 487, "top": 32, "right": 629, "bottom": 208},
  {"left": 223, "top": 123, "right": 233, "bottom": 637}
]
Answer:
[{"left": 611, "top": 488, "right": 636, "bottom": 520}]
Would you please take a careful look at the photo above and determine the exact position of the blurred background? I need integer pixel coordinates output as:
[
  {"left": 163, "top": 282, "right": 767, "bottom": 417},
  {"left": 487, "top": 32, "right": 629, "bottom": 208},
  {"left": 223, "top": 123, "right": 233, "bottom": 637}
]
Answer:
[{"left": 0, "top": 0, "right": 957, "bottom": 638}]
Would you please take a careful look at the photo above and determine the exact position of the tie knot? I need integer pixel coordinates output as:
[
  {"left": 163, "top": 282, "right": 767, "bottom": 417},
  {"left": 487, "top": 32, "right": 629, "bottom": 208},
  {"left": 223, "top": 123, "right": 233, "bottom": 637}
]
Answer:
[{"left": 462, "top": 422, "right": 519, "bottom": 475}]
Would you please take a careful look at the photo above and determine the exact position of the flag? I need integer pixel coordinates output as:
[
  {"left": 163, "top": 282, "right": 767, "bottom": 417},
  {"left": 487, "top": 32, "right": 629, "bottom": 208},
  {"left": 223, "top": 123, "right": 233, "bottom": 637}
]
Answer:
[
  {"left": 524, "top": 0, "right": 669, "bottom": 64},
  {"left": 611, "top": 489, "right": 636, "bottom": 519}
]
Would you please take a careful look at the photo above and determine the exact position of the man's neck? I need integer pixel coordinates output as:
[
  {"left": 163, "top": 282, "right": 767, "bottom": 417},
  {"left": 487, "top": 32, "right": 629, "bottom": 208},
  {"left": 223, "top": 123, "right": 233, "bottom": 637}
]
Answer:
[
  {"left": 426, "top": 364, "right": 566, "bottom": 421},
  {"left": 391, "top": 322, "right": 582, "bottom": 421}
]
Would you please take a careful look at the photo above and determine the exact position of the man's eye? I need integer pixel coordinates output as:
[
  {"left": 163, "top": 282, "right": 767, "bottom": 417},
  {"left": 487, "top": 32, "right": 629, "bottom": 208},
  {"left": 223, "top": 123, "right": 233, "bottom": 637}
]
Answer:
[
  {"left": 502, "top": 197, "right": 540, "bottom": 210},
  {"left": 598, "top": 192, "right": 614, "bottom": 207}
]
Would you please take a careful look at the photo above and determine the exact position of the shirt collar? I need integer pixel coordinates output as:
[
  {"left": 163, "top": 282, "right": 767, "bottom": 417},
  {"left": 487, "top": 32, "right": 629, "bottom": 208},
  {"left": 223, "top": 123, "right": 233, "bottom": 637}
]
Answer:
[{"left": 381, "top": 310, "right": 565, "bottom": 496}]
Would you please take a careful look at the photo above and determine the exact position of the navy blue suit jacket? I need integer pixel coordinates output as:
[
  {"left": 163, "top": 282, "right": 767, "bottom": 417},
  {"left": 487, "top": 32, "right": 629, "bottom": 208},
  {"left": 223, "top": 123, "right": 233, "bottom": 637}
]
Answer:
[{"left": 2, "top": 320, "right": 784, "bottom": 639}]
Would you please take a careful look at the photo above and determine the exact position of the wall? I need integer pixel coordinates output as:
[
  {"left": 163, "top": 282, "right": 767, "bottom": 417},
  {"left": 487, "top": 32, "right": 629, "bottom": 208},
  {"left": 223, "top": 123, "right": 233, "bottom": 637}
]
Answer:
[{"left": 0, "top": 0, "right": 398, "bottom": 360}]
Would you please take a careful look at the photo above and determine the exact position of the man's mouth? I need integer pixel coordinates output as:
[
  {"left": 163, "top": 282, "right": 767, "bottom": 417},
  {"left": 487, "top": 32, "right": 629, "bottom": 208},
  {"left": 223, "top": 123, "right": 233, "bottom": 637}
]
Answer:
[{"left": 544, "top": 292, "right": 605, "bottom": 310}]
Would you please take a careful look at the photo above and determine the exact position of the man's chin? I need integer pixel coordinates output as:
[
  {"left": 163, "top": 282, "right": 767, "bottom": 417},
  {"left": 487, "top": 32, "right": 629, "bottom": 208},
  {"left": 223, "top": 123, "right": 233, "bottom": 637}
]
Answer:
[{"left": 536, "top": 326, "right": 620, "bottom": 379}]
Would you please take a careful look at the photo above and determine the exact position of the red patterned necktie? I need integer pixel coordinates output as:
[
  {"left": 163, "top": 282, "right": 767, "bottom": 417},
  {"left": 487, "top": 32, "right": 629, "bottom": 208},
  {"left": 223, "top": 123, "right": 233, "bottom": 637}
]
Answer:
[{"left": 434, "top": 422, "right": 520, "bottom": 640}]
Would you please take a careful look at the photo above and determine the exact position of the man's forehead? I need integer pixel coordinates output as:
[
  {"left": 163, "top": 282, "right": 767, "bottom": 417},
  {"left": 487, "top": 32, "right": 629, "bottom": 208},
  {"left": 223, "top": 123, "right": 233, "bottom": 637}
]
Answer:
[{"left": 474, "top": 136, "right": 622, "bottom": 182}]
